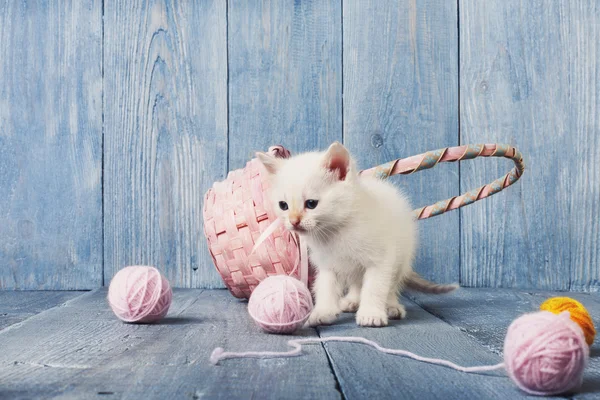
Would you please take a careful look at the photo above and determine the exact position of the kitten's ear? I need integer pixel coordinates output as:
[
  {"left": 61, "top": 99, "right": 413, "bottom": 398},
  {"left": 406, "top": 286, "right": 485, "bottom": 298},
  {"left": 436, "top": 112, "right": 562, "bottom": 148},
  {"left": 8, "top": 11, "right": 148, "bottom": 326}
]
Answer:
[
  {"left": 256, "top": 152, "right": 282, "bottom": 175},
  {"left": 323, "top": 142, "right": 350, "bottom": 181}
]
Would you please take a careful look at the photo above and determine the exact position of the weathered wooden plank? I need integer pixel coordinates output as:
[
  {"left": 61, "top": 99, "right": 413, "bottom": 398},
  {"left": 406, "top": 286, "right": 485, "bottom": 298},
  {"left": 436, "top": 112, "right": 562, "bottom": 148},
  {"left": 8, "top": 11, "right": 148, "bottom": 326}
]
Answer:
[
  {"left": 343, "top": 0, "right": 460, "bottom": 285},
  {"left": 407, "top": 289, "right": 550, "bottom": 354},
  {"left": 103, "top": 0, "right": 228, "bottom": 288},
  {"left": 408, "top": 289, "right": 600, "bottom": 398},
  {"left": 0, "top": 289, "right": 340, "bottom": 400},
  {"left": 0, "top": 291, "right": 85, "bottom": 331},
  {"left": 227, "top": 0, "right": 342, "bottom": 170},
  {"left": 0, "top": 1, "right": 103, "bottom": 289},
  {"left": 318, "top": 297, "right": 544, "bottom": 399},
  {"left": 460, "top": 1, "right": 600, "bottom": 290}
]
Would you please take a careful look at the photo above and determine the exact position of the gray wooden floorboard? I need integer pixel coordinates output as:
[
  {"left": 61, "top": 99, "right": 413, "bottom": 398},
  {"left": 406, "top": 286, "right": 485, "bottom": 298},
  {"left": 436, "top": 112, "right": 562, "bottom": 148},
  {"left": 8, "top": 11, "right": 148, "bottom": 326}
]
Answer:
[
  {"left": 0, "top": 289, "right": 340, "bottom": 400},
  {"left": 3, "top": 289, "right": 595, "bottom": 399},
  {"left": 407, "top": 289, "right": 600, "bottom": 399},
  {"left": 318, "top": 296, "right": 551, "bottom": 400},
  {"left": 0, "top": 291, "right": 85, "bottom": 331}
]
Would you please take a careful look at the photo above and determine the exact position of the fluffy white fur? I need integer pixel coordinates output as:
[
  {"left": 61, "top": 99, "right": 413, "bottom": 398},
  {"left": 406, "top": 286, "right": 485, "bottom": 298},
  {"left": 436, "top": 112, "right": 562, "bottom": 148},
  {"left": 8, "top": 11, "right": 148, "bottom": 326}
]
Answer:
[{"left": 257, "top": 142, "right": 455, "bottom": 327}]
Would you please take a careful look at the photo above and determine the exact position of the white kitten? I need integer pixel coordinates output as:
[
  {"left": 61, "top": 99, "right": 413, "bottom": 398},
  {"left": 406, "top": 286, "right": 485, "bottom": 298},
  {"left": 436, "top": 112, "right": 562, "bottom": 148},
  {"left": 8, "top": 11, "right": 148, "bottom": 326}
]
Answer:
[{"left": 257, "top": 142, "right": 457, "bottom": 327}]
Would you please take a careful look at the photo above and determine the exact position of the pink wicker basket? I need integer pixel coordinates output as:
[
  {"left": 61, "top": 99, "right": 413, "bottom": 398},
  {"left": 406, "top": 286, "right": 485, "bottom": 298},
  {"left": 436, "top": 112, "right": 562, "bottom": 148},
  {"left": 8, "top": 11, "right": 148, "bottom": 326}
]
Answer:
[{"left": 203, "top": 143, "right": 524, "bottom": 299}]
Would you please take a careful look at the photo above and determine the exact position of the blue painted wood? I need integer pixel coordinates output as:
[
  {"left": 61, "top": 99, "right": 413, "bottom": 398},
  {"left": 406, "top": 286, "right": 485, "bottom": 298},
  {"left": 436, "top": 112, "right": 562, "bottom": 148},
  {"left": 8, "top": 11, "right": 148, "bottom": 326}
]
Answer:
[
  {"left": 408, "top": 289, "right": 600, "bottom": 398},
  {"left": 0, "top": 0, "right": 103, "bottom": 289},
  {"left": 0, "top": 1, "right": 598, "bottom": 292},
  {"left": 0, "top": 289, "right": 340, "bottom": 399},
  {"left": 459, "top": 1, "right": 600, "bottom": 290},
  {"left": 227, "top": 0, "right": 342, "bottom": 170},
  {"left": 343, "top": 0, "right": 460, "bottom": 285},
  {"left": 103, "top": 0, "right": 228, "bottom": 288}
]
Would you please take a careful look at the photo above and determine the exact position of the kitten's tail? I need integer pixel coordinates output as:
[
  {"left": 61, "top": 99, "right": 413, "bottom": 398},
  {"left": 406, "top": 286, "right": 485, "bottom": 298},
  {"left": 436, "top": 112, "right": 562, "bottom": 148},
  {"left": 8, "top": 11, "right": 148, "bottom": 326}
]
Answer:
[{"left": 405, "top": 271, "right": 459, "bottom": 294}]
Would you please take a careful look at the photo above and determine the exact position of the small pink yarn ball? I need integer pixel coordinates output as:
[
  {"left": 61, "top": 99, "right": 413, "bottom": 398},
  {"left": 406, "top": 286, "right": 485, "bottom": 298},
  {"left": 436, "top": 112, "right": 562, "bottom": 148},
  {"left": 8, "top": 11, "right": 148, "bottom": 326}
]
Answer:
[
  {"left": 248, "top": 275, "right": 313, "bottom": 334},
  {"left": 504, "top": 310, "right": 589, "bottom": 396},
  {"left": 108, "top": 266, "right": 173, "bottom": 323}
]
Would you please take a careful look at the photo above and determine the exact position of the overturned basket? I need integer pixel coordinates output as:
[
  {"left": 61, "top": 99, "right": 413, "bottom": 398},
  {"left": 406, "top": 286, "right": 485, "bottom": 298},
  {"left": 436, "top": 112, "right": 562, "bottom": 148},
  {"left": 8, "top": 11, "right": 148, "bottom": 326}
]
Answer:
[{"left": 203, "top": 144, "right": 525, "bottom": 299}]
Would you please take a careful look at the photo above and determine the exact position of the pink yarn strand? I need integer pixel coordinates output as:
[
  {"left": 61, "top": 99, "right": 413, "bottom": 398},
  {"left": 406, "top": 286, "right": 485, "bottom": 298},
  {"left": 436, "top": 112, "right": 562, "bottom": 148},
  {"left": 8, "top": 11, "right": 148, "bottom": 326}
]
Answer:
[
  {"left": 250, "top": 218, "right": 309, "bottom": 286},
  {"left": 251, "top": 218, "right": 283, "bottom": 254},
  {"left": 299, "top": 238, "right": 308, "bottom": 285},
  {"left": 210, "top": 336, "right": 505, "bottom": 374}
]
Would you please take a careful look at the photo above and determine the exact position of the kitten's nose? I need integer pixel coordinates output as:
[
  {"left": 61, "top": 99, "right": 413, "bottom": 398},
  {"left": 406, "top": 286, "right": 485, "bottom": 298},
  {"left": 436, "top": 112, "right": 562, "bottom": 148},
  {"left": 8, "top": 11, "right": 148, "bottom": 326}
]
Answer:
[{"left": 289, "top": 216, "right": 302, "bottom": 227}]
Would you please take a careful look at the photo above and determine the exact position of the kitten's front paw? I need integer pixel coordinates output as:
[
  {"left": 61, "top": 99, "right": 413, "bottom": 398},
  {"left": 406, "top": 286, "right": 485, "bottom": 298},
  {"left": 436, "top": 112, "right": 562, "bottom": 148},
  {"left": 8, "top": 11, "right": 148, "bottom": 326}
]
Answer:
[
  {"left": 356, "top": 308, "right": 388, "bottom": 327},
  {"left": 339, "top": 297, "right": 359, "bottom": 313},
  {"left": 306, "top": 308, "right": 340, "bottom": 327},
  {"left": 387, "top": 303, "right": 407, "bottom": 319}
]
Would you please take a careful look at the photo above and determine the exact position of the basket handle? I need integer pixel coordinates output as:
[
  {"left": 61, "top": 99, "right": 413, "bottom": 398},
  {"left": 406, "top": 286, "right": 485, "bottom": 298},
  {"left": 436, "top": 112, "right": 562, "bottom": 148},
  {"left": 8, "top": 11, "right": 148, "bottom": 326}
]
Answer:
[{"left": 360, "top": 144, "right": 525, "bottom": 220}]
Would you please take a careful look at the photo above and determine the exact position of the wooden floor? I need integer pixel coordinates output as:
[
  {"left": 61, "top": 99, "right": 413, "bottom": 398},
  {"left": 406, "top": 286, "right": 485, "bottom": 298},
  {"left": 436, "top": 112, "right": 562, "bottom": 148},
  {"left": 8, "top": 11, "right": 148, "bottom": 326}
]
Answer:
[{"left": 0, "top": 289, "right": 598, "bottom": 400}]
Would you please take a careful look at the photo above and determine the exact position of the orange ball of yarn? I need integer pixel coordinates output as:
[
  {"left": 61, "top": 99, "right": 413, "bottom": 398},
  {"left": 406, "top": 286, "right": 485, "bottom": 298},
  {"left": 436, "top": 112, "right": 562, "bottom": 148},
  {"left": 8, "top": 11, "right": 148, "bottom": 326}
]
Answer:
[{"left": 540, "top": 297, "right": 596, "bottom": 346}]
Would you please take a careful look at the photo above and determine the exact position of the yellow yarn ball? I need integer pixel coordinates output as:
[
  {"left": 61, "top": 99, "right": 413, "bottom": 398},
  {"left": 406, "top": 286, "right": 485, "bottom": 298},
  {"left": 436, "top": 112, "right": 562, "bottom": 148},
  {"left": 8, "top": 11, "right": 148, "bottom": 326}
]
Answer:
[{"left": 540, "top": 297, "right": 596, "bottom": 346}]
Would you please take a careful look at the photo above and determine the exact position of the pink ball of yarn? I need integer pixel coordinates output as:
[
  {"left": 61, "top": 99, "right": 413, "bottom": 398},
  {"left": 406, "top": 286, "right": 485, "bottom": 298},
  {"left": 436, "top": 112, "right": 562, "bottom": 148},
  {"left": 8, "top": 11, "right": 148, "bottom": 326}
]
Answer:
[
  {"left": 248, "top": 275, "right": 313, "bottom": 334},
  {"left": 504, "top": 310, "right": 589, "bottom": 395},
  {"left": 108, "top": 266, "right": 172, "bottom": 323}
]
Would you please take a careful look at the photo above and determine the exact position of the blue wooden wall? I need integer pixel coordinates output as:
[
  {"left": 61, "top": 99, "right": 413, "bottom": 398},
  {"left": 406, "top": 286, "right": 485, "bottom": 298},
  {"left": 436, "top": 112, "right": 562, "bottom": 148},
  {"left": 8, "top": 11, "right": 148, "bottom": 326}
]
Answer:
[{"left": 0, "top": 0, "right": 598, "bottom": 291}]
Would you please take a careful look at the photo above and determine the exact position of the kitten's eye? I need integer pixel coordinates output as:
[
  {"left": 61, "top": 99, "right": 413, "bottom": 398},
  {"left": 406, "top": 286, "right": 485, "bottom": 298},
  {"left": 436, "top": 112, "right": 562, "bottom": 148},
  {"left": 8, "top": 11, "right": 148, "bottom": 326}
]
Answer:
[
  {"left": 279, "top": 201, "right": 289, "bottom": 211},
  {"left": 305, "top": 199, "right": 319, "bottom": 209}
]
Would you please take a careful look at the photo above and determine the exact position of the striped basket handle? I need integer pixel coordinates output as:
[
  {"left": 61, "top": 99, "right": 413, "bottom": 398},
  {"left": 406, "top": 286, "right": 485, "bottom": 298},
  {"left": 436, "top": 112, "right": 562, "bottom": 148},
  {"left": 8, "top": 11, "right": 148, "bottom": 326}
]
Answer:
[{"left": 360, "top": 144, "right": 525, "bottom": 220}]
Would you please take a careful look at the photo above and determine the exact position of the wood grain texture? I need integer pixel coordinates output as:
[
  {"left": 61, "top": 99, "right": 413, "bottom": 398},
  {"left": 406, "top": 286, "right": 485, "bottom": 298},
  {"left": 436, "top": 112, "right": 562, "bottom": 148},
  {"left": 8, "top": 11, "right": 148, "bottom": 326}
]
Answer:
[
  {"left": 318, "top": 298, "right": 541, "bottom": 399},
  {"left": 459, "top": 1, "right": 600, "bottom": 290},
  {"left": 343, "top": 0, "right": 460, "bottom": 285},
  {"left": 0, "top": 289, "right": 340, "bottom": 400},
  {"left": 103, "top": 0, "right": 227, "bottom": 288},
  {"left": 408, "top": 289, "right": 600, "bottom": 398},
  {"left": 227, "top": 0, "right": 342, "bottom": 170},
  {"left": 0, "top": 1, "right": 102, "bottom": 289},
  {"left": 0, "top": 291, "right": 84, "bottom": 331},
  {"left": 3, "top": 289, "right": 596, "bottom": 398}
]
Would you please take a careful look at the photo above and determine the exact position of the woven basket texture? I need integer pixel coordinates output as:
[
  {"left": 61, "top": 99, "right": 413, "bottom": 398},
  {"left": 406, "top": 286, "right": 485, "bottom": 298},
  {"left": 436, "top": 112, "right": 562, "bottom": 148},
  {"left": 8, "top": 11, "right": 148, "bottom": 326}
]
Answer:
[{"left": 203, "top": 147, "right": 309, "bottom": 299}]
